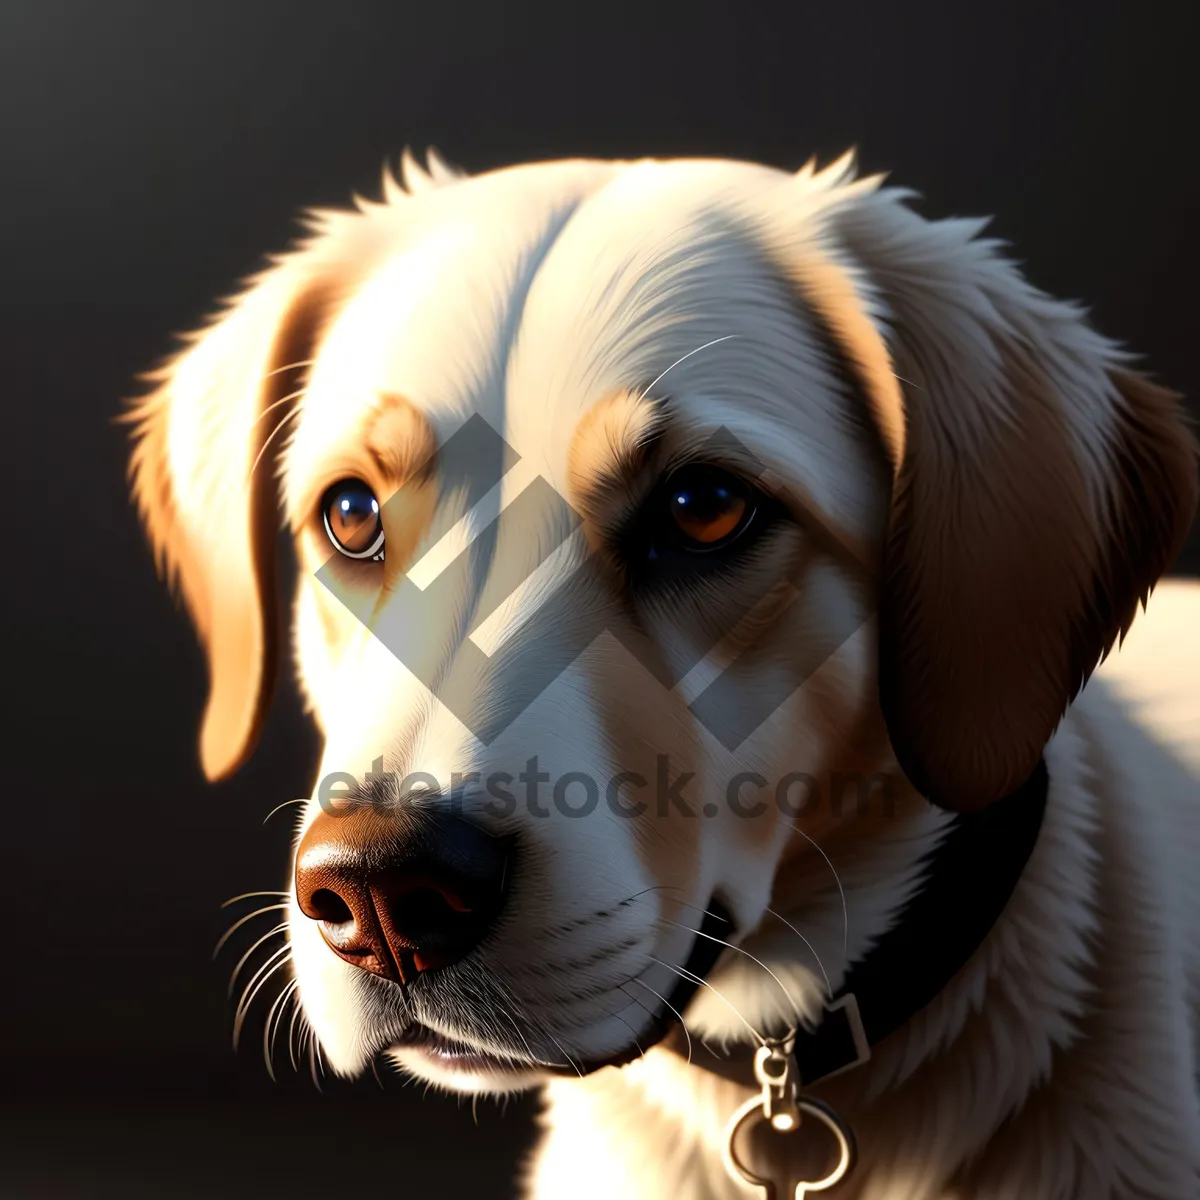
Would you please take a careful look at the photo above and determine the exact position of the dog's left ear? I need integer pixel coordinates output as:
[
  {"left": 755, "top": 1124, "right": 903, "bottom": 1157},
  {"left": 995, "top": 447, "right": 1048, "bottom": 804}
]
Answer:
[
  {"left": 775, "top": 167, "right": 1199, "bottom": 811},
  {"left": 125, "top": 237, "right": 346, "bottom": 782}
]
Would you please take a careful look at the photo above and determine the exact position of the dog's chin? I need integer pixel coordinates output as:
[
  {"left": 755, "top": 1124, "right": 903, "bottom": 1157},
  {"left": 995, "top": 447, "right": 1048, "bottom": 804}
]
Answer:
[
  {"left": 383, "top": 1022, "right": 653, "bottom": 1095},
  {"left": 386, "top": 1036, "right": 547, "bottom": 1095}
]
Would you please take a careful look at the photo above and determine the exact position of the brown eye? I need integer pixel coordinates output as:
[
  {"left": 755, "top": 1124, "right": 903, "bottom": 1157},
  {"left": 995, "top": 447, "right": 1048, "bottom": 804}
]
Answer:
[
  {"left": 322, "top": 479, "right": 385, "bottom": 561},
  {"left": 666, "top": 465, "right": 754, "bottom": 550}
]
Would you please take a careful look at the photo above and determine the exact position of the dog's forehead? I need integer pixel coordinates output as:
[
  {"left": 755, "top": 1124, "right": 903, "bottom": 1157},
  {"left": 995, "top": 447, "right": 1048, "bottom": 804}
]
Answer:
[
  {"left": 287, "top": 158, "right": 880, "bottom": 543},
  {"left": 285, "top": 161, "right": 613, "bottom": 492}
]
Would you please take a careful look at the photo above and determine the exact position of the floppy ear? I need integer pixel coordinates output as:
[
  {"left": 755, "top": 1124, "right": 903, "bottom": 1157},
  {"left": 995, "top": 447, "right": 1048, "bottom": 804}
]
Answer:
[
  {"left": 126, "top": 151, "right": 461, "bottom": 781},
  {"left": 125, "top": 235, "right": 347, "bottom": 781},
  {"left": 782, "top": 169, "right": 1198, "bottom": 811}
]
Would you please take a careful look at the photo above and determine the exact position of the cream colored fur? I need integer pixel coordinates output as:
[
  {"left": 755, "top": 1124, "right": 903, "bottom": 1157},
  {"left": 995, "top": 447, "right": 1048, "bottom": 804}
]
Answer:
[
  {"left": 128, "top": 149, "right": 1200, "bottom": 1198},
  {"left": 531, "top": 582, "right": 1200, "bottom": 1198}
]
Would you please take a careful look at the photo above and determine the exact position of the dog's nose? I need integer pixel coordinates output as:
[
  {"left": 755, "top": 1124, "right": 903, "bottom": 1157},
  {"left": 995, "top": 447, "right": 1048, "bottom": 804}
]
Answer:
[{"left": 294, "top": 807, "right": 509, "bottom": 985}]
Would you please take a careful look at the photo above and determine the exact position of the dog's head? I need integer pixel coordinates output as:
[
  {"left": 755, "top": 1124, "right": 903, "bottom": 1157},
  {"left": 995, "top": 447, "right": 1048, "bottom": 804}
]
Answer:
[{"left": 128, "top": 150, "right": 1197, "bottom": 1093}]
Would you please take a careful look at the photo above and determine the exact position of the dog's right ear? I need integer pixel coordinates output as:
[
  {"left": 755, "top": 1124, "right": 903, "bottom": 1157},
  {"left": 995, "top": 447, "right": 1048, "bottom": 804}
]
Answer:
[
  {"left": 125, "top": 232, "right": 350, "bottom": 782},
  {"left": 765, "top": 159, "right": 1198, "bottom": 811}
]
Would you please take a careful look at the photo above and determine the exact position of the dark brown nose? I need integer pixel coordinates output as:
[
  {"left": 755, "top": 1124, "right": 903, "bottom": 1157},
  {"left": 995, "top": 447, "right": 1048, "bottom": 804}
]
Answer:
[{"left": 294, "top": 806, "right": 509, "bottom": 985}]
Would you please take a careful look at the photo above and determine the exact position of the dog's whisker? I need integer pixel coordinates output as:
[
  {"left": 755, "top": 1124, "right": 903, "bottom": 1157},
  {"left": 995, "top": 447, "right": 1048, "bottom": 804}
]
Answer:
[
  {"left": 763, "top": 905, "right": 834, "bottom": 1000},
  {"left": 617, "top": 983, "right": 654, "bottom": 1018},
  {"left": 488, "top": 976, "right": 565, "bottom": 1068},
  {"left": 649, "top": 955, "right": 767, "bottom": 1047},
  {"left": 616, "top": 984, "right": 671, "bottom": 1053},
  {"left": 639, "top": 886, "right": 836, "bottom": 1003},
  {"left": 608, "top": 1007, "right": 648, "bottom": 1063},
  {"left": 636, "top": 334, "right": 739, "bottom": 404},
  {"left": 781, "top": 821, "right": 849, "bottom": 959},
  {"left": 505, "top": 990, "right": 585, "bottom": 1073},
  {"left": 251, "top": 387, "right": 311, "bottom": 430},
  {"left": 521, "top": 976, "right": 632, "bottom": 1036},
  {"left": 221, "top": 890, "right": 289, "bottom": 909},
  {"left": 496, "top": 1000, "right": 566, "bottom": 1071},
  {"left": 213, "top": 903, "right": 290, "bottom": 959},
  {"left": 273, "top": 980, "right": 302, "bottom": 1080},
  {"left": 246, "top": 402, "right": 305, "bottom": 486},
  {"left": 263, "top": 977, "right": 299, "bottom": 1082},
  {"left": 233, "top": 945, "right": 293, "bottom": 1048},
  {"left": 308, "top": 1030, "right": 324, "bottom": 1093},
  {"left": 627, "top": 976, "right": 693, "bottom": 1067},
  {"left": 658, "top": 915, "right": 806, "bottom": 1026},
  {"left": 288, "top": 991, "right": 307, "bottom": 1074},
  {"left": 481, "top": 992, "right": 536, "bottom": 1063},
  {"left": 541, "top": 1029, "right": 585, "bottom": 1075},
  {"left": 260, "top": 358, "right": 316, "bottom": 381},
  {"left": 234, "top": 941, "right": 291, "bottom": 1026},
  {"left": 262, "top": 798, "right": 308, "bottom": 826},
  {"left": 227, "top": 922, "right": 289, "bottom": 997},
  {"left": 892, "top": 371, "right": 926, "bottom": 393},
  {"left": 603, "top": 982, "right": 642, "bottom": 1020}
]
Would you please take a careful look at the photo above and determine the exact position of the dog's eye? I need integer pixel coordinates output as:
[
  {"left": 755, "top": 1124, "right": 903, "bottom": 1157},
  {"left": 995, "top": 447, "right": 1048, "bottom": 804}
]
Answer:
[
  {"left": 664, "top": 465, "right": 756, "bottom": 551},
  {"left": 616, "top": 462, "right": 778, "bottom": 587},
  {"left": 321, "top": 479, "right": 385, "bottom": 561}
]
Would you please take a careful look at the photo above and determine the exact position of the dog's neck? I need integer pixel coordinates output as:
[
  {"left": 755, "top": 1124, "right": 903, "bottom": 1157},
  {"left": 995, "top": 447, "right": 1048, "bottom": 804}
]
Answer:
[
  {"left": 533, "top": 721, "right": 1103, "bottom": 1197},
  {"left": 662, "top": 759, "right": 1049, "bottom": 1090}
]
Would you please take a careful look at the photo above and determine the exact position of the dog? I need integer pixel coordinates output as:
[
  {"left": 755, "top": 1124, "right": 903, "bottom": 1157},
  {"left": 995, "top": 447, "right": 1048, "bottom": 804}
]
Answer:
[{"left": 128, "top": 148, "right": 1200, "bottom": 1198}]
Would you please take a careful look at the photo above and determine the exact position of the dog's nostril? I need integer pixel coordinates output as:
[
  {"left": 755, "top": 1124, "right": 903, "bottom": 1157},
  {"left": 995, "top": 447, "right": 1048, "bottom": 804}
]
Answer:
[
  {"left": 380, "top": 883, "right": 488, "bottom": 975},
  {"left": 308, "top": 887, "right": 354, "bottom": 925},
  {"left": 386, "top": 886, "right": 471, "bottom": 934}
]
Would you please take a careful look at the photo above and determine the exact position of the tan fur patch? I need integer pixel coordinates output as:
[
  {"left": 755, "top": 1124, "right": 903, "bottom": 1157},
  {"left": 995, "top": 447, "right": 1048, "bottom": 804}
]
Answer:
[{"left": 566, "top": 389, "right": 665, "bottom": 543}]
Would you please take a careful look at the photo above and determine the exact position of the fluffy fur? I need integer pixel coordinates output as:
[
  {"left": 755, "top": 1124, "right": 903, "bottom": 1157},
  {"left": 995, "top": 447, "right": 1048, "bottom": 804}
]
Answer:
[{"left": 128, "top": 148, "right": 1200, "bottom": 1197}]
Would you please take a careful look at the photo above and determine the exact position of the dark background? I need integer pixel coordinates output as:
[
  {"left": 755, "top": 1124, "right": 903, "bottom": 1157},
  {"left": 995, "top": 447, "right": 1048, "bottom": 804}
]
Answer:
[{"left": 2, "top": 1, "right": 1197, "bottom": 1196}]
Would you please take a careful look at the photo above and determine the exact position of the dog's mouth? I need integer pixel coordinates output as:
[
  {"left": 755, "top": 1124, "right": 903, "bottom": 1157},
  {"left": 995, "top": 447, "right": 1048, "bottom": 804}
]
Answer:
[
  {"left": 389, "top": 1024, "right": 538, "bottom": 1075},
  {"left": 385, "top": 899, "right": 734, "bottom": 1079}
]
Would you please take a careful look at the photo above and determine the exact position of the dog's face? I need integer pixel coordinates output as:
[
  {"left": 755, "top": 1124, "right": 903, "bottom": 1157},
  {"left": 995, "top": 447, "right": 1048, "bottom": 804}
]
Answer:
[{"left": 129, "top": 152, "right": 1197, "bottom": 1095}]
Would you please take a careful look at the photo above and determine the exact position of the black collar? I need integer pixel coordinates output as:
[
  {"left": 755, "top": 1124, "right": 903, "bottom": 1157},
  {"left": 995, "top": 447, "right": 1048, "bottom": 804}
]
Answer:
[{"left": 663, "top": 758, "right": 1050, "bottom": 1087}]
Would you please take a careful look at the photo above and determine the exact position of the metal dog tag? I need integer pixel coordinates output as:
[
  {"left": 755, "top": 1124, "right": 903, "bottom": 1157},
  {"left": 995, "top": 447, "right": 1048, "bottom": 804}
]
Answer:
[{"left": 721, "top": 1035, "right": 856, "bottom": 1199}]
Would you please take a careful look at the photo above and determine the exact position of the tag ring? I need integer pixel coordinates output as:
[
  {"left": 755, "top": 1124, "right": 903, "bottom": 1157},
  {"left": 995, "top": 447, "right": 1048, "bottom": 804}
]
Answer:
[{"left": 722, "top": 1092, "right": 857, "bottom": 1197}]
